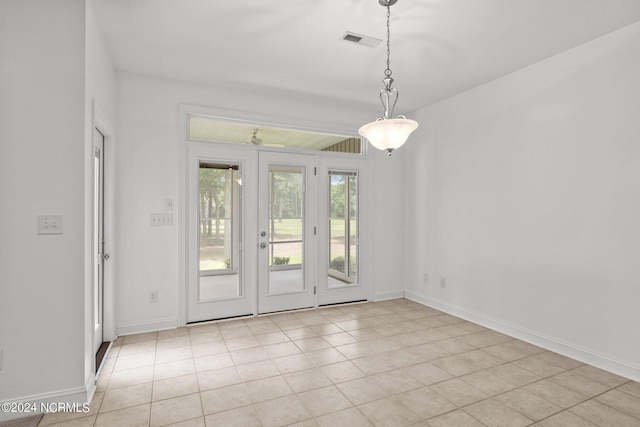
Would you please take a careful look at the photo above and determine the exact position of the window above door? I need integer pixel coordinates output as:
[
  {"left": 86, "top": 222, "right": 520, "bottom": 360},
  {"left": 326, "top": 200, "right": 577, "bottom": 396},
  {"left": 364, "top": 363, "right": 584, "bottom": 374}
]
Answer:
[{"left": 188, "top": 115, "right": 363, "bottom": 155}]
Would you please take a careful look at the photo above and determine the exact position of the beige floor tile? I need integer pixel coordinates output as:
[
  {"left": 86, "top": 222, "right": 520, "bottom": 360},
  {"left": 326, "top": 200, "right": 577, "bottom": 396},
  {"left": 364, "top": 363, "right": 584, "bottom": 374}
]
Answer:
[
  {"left": 157, "top": 327, "right": 189, "bottom": 340},
  {"left": 263, "top": 341, "right": 301, "bottom": 358},
  {"left": 187, "top": 322, "right": 219, "bottom": 335},
  {"left": 426, "top": 409, "right": 485, "bottom": 427},
  {"left": 220, "top": 325, "right": 253, "bottom": 340},
  {"left": 399, "top": 386, "right": 457, "bottom": 419},
  {"left": 315, "top": 407, "right": 373, "bottom": 427},
  {"left": 432, "top": 338, "right": 476, "bottom": 355},
  {"left": 488, "top": 362, "right": 543, "bottom": 387},
  {"left": 310, "top": 323, "right": 344, "bottom": 336},
  {"left": 153, "top": 374, "right": 199, "bottom": 402},
  {"left": 496, "top": 388, "right": 562, "bottom": 421},
  {"left": 571, "top": 365, "right": 629, "bottom": 388},
  {"left": 100, "top": 382, "right": 152, "bottom": 413},
  {"left": 200, "top": 383, "right": 252, "bottom": 415},
  {"left": 465, "top": 398, "right": 533, "bottom": 426},
  {"left": 358, "top": 397, "right": 421, "bottom": 427},
  {"left": 118, "top": 340, "right": 157, "bottom": 357},
  {"left": 595, "top": 388, "right": 640, "bottom": 419},
  {"left": 430, "top": 378, "right": 488, "bottom": 407},
  {"left": 194, "top": 352, "right": 234, "bottom": 372},
  {"left": 123, "top": 331, "right": 158, "bottom": 344},
  {"left": 533, "top": 351, "right": 584, "bottom": 370},
  {"left": 400, "top": 362, "right": 454, "bottom": 386},
  {"left": 335, "top": 342, "right": 377, "bottom": 359},
  {"left": 43, "top": 415, "right": 98, "bottom": 427},
  {"left": 272, "top": 353, "right": 315, "bottom": 374},
  {"left": 618, "top": 381, "right": 640, "bottom": 399},
  {"left": 320, "top": 360, "right": 365, "bottom": 383},
  {"left": 523, "top": 379, "right": 588, "bottom": 408},
  {"left": 246, "top": 375, "right": 293, "bottom": 403},
  {"left": 255, "top": 331, "right": 290, "bottom": 345},
  {"left": 284, "top": 368, "right": 332, "bottom": 393},
  {"left": 230, "top": 346, "right": 269, "bottom": 365},
  {"left": 285, "top": 327, "right": 319, "bottom": 341},
  {"left": 247, "top": 322, "right": 280, "bottom": 335},
  {"left": 306, "top": 347, "right": 348, "bottom": 366},
  {"left": 191, "top": 341, "right": 228, "bottom": 358},
  {"left": 236, "top": 359, "right": 280, "bottom": 381},
  {"left": 204, "top": 405, "right": 261, "bottom": 427},
  {"left": 254, "top": 395, "right": 311, "bottom": 427},
  {"left": 294, "top": 337, "right": 332, "bottom": 352},
  {"left": 156, "top": 336, "right": 191, "bottom": 351},
  {"left": 372, "top": 369, "right": 425, "bottom": 394},
  {"left": 337, "top": 377, "right": 390, "bottom": 405},
  {"left": 550, "top": 371, "right": 611, "bottom": 397},
  {"left": 537, "top": 410, "right": 599, "bottom": 427},
  {"left": 298, "top": 385, "right": 353, "bottom": 417},
  {"left": 108, "top": 365, "right": 155, "bottom": 390},
  {"left": 513, "top": 355, "right": 567, "bottom": 378},
  {"left": 483, "top": 341, "right": 536, "bottom": 362},
  {"left": 150, "top": 393, "right": 203, "bottom": 427},
  {"left": 196, "top": 366, "right": 242, "bottom": 391},
  {"left": 154, "top": 359, "right": 196, "bottom": 381},
  {"left": 459, "top": 370, "right": 518, "bottom": 396},
  {"left": 351, "top": 354, "right": 398, "bottom": 375},
  {"left": 155, "top": 346, "right": 193, "bottom": 365},
  {"left": 165, "top": 417, "right": 206, "bottom": 427},
  {"left": 569, "top": 400, "right": 640, "bottom": 427},
  {"left": 113, "top": 351, "right": 156, "bottom": 371},
  {"left": 322, "top": 332, "right": 358, "bottom": 346},
  {"left": 224, "top": 335, "right": 260, "bottom": 351},
  {"left": 432, "top": 354, "right": 484, "bottom": 376},
  {"left": 188, "top": 331, "right": 223, "bottom": 345},
  {"left": 94, "top": 403, "right": 151, "bottom": 427}
]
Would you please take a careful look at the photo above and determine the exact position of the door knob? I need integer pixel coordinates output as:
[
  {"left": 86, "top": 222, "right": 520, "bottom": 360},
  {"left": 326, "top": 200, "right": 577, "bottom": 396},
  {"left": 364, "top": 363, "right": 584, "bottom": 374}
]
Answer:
[{"left": 260, "top": 242, "right": 267, "bottom": 249}]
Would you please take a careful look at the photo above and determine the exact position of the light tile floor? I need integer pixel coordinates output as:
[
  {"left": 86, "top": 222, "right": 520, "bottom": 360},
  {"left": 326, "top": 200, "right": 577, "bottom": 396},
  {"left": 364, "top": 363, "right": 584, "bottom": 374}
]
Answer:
[{"left": 39, "top": 299, "right": 640, "bottom": 427}]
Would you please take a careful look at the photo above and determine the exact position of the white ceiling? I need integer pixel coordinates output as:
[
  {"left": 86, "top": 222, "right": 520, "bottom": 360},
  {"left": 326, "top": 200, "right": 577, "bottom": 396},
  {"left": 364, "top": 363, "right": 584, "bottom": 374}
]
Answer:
[{"left": 92, "top": 0, "right": 640, "bottom": 113}]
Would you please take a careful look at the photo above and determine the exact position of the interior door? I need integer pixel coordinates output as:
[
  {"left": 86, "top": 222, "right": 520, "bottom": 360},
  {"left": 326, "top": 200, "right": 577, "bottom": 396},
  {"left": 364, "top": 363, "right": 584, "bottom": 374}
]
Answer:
[
  {"left": 186, "top": 144, "right": 257, "bottom": 323},
  {"left": 93, "top": 128, "right": 105, "bottom": 355},
  {"left": 258, "top": 151, "right": 316, "bottom": 313}
]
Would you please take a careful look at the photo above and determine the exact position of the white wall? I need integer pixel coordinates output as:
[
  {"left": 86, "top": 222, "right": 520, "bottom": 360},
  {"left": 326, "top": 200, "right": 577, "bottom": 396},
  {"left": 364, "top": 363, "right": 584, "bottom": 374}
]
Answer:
[
  {"left": 114, "top": 72, "right": 404, "bottom": 333},
  {"left": 404, "top": 22, "right": 640, "bottom": 380},
  {"left": 84, "top": 0, "right": 117, "bottom": 390},
  {"left": 0, "top": 0, "right": 88, "bottom": 415}
]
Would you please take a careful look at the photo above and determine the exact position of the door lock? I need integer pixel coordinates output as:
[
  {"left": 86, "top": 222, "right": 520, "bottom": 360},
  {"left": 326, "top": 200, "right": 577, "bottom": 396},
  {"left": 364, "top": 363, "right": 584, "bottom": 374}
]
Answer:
[
  {"left": 260, "top": 242, "right": 267, "bottom": 249},
  {"left": 260, "top": 231, "right": 267, "bottom": 237}
]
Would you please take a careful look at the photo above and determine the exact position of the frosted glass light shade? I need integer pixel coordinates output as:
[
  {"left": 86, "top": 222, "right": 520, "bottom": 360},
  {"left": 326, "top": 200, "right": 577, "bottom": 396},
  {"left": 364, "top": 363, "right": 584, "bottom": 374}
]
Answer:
[{"left": 358, "top": 118, "right": 418, "bottom": 154}]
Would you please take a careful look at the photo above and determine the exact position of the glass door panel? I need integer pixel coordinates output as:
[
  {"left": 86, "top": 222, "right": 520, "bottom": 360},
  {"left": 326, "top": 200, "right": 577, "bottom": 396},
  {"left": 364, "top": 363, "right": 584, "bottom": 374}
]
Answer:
[
  {"left": 198, "top": 164, "right": 241, "bottom": 301},
  {"left": 329, "top": 172, "right": 358, "bottom": 287},
  {"left": 258, "top": 152, "right": 316, "bottom": 313}
]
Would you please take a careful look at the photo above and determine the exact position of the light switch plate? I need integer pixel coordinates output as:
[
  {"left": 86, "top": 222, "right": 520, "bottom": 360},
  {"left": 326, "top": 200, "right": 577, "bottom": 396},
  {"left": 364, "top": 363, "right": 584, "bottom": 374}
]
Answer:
[
  {"left": 150, "top": 213, "right": 173, "bottom": 226},
  {"left": 37, "top": 214, "right": 63, "bottom": 234}
]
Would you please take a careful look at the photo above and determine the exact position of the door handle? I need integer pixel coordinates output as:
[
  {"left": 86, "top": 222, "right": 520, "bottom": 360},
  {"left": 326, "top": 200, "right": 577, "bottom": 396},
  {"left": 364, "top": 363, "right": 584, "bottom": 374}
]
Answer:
[{"left": 260, "top": 242, "right": 267, "bottom": 249}]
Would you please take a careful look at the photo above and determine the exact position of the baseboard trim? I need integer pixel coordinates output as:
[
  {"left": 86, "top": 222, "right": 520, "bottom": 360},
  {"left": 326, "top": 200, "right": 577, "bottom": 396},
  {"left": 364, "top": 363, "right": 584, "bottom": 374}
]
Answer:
[
  {"left": 373, "top": 289, "right": 404, "bottom": 301},
  {"left": 0, "top": 386, "right": 88, "bottom": 422},
  {"left": 405, "top": 290, "right": 640, "bottom": 382},
  {"left": 116, "top": 317, "right": 179, "bottom": 336}
]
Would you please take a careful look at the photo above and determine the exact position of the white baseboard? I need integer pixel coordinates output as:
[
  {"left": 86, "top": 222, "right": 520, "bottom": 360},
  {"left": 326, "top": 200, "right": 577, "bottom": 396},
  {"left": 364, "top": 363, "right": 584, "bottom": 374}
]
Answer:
[
  {"left": 116, "top": 317, "right": 179, "bottom": 336},
  {"left": 0, "top": 386, "right": 89, "bottom": 422},
  {"left": 405, "top": 290, "right": 640, "bottom": 382},
  {"left": 373, "top": 289, "right": 405, "bottom": 301}
]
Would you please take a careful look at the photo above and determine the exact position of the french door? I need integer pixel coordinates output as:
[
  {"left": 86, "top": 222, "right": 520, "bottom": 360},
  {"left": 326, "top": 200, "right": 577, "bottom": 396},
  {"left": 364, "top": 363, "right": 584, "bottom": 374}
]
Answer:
[
  {"left": 257, "top": 152, "right": 316, "bottom": 314},
  {"left": 186, "top": 144, "right": 365, "bottom": 322}
]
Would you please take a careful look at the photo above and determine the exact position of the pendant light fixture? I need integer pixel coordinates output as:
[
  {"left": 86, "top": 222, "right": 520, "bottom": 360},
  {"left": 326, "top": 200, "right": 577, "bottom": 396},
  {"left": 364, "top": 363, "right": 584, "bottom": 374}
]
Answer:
[{"left": 358, "top": 0, "right": 418, "bottom": 156}]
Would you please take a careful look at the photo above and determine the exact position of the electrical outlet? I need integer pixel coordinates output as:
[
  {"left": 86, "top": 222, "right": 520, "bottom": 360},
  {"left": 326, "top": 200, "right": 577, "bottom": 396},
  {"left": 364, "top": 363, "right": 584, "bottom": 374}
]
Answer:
[
  {"left": 440, "top": 277, "right": 447, "bottom": 288},
  {"left": 149, "top": 290, "right": 158, "bottom": 303},
  {"left": 423, "top": 273, "right": 429, "bottom": 284}
]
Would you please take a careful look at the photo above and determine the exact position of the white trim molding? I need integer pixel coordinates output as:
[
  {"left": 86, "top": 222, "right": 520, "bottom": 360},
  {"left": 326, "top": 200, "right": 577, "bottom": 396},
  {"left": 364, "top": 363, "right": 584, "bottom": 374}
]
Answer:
[
  {"left": 116, "top": 317, "right": 179, "bottom": 336},
  {"left": 405, "top": 290, "right": 640, "bottom": 382}
]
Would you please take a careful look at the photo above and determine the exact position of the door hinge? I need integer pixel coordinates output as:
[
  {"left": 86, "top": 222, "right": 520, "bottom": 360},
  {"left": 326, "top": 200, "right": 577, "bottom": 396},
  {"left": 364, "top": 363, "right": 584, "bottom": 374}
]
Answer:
[
  {"left": 314, "top": 167, "right": 317, "bottom": 176},
  {"left": 314, "top": 286, "right": 316, "bottom": 295},
  {"left": 314, "top": 226, "right": 317, "bottom": 235}
]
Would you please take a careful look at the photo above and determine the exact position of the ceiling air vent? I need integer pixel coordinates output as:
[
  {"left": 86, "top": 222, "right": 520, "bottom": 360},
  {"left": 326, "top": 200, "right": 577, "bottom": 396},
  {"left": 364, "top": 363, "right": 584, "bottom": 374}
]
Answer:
[{"left": 341, "top": 31, "right": 382, "bottom": 48}]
